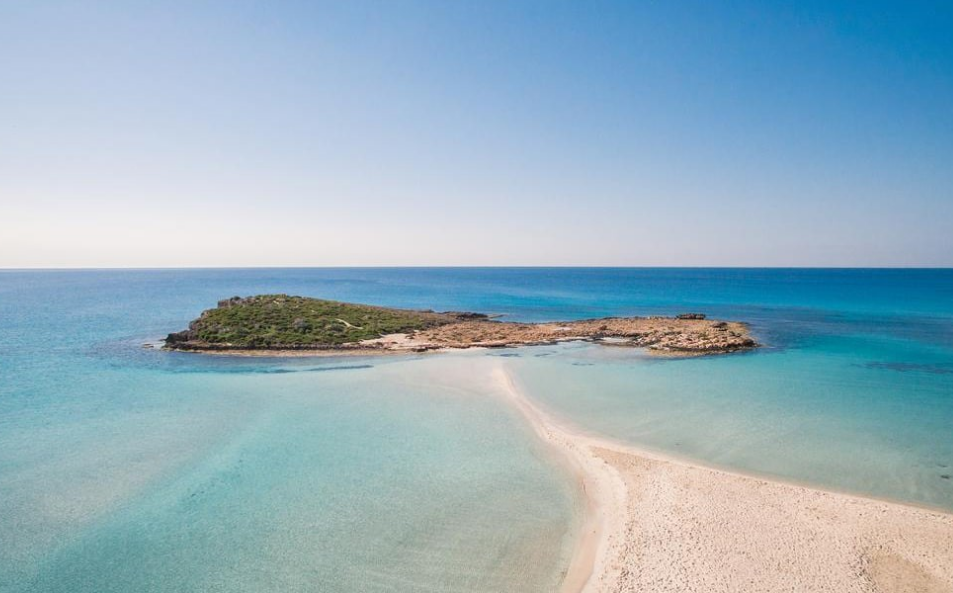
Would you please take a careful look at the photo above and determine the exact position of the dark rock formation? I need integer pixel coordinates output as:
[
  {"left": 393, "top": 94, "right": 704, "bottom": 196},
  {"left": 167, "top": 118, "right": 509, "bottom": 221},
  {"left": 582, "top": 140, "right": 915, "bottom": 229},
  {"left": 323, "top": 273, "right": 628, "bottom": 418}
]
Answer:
[{"left": 443, "top": 311, "right": 490, "bottom": 320}]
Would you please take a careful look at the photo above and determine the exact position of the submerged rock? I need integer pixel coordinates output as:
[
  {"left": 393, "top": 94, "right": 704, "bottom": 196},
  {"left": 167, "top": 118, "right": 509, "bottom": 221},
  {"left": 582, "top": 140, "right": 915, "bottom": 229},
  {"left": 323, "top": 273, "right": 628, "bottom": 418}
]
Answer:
[{"left": 676, "top": 313, "right": 707, "bottom": 320}]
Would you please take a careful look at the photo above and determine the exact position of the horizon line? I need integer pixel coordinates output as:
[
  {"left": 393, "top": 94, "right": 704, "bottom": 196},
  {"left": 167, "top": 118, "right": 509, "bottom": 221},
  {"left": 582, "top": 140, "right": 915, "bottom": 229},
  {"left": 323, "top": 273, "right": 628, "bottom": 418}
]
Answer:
[{"left": 2, "top": 265, "right": 952, "bottom": 272}]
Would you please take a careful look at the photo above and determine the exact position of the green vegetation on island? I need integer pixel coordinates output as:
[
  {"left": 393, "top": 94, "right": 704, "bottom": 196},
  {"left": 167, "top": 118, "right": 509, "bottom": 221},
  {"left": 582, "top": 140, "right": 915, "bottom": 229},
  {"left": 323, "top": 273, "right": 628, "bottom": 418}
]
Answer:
[{"left": 165, "top": 295, "right": 476, "bottom": 349}]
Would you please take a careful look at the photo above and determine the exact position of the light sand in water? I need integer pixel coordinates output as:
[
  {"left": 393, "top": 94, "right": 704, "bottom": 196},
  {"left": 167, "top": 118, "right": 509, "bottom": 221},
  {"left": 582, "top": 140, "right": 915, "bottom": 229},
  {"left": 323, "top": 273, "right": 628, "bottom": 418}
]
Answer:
[{"left": 491, "top": 365, "right": 953, "bottom": 593}]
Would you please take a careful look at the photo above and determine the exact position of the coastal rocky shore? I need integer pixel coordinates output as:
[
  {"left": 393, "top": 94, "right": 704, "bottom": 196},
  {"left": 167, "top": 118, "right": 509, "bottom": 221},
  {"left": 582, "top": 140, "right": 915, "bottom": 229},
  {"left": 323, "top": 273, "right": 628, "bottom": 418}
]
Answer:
[{"left": 163, "top": 295, "right": 757, "bottom": 356}]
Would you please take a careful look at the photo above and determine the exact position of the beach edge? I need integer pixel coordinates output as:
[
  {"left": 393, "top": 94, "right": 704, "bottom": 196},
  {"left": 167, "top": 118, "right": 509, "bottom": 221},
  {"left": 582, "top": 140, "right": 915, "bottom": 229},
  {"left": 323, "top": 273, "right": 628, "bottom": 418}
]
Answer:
[{"left": 491, "top": 363, "right": 953, "bottom": 593}]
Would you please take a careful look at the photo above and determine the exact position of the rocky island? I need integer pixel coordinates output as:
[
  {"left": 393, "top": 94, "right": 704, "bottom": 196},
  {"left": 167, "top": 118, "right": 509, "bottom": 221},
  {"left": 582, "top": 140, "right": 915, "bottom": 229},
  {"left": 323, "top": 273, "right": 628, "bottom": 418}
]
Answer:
[{"left": 164, "top": 295, "right": 757, "bottom": 356}]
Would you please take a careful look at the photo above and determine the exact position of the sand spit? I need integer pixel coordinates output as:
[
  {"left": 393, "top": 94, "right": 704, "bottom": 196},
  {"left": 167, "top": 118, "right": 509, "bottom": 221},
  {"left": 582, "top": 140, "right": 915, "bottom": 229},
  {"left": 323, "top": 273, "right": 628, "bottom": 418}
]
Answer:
[{"left": 492, "top": 365, "right": 953, "bottom": 593}]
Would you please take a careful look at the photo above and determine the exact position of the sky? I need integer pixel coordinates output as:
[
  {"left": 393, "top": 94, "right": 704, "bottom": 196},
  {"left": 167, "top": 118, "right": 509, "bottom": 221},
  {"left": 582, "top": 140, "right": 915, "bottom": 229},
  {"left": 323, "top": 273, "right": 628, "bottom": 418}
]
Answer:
[{"left": 1, "top": 1, "right": 952, "bottom": 267}]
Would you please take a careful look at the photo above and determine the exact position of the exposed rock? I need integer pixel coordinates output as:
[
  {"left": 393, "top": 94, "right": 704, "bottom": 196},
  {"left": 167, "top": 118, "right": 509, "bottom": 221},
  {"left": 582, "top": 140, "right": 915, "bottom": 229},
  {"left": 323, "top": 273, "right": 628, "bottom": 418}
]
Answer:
[
  {"left": 382, "top": 316, "right": 756, "bottom": 356},
  {"left": 443, "top": 311, "right": 490, "bottom": 320},
  {"left": 164, "top": 329, "right": 193, "bottom": 345}
]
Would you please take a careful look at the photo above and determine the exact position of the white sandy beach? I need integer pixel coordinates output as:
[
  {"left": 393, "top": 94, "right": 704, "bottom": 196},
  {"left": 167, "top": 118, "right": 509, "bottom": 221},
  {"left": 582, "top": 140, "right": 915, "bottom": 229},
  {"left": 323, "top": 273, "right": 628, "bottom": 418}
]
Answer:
[{"left": 492, "top": 365, "right": 953, "bottom": 593}]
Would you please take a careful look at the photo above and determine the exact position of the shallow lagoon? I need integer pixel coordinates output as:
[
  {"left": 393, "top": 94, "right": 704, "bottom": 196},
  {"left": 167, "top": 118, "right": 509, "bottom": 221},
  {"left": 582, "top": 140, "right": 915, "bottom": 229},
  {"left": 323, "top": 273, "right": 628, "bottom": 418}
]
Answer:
[
  {"left": 0, "top": 353, "right": 580, "bottom": 593},
  {"left": 2, "top": 268, "right": 952, "bottom": 591},
  {"left": 510, "top": 337, "right": 953, "bottom": 510}
]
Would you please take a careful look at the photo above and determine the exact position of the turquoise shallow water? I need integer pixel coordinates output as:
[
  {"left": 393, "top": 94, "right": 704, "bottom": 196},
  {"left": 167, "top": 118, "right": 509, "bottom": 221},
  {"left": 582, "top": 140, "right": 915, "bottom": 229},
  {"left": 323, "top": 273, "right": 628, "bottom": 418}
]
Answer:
[
  {"left": 509, "top": 337, "right": 953, "bottom": 509},
  {"left": 0, "top": 353, "right": 579, "bottom": 593},
  {"left": 1, "top": 268, "right": 952, "bottom": 591}
]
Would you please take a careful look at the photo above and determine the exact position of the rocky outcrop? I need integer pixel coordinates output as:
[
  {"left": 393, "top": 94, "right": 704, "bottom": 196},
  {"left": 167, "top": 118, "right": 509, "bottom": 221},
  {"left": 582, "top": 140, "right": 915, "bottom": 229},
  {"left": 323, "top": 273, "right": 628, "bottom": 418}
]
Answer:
[
  {"left": 443, "top": 311, "right": 490, "bottom": 320},
  {"left": 164, "top": 329, "right": 193, "bottom": 345},
  {"left": 402, "top": 316, "right": 756, "bottom": 355},
  {"left": 217, "top": 296, "right": 246, "bottom": 308}
]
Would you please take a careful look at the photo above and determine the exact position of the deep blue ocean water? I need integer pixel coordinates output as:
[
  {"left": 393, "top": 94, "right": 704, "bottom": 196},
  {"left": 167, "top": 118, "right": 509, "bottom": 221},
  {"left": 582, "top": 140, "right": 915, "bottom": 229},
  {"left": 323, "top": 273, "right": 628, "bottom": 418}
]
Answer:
[{"left": 1, "top": 268, "right": 952, "bottom": 591}]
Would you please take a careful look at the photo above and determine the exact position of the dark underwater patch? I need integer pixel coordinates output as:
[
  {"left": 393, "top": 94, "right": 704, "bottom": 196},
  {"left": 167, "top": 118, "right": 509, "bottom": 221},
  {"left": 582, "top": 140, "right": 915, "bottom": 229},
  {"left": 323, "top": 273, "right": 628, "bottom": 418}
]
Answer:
[{"left": 862, "top": 362, "right": 953, "bottom": 375}]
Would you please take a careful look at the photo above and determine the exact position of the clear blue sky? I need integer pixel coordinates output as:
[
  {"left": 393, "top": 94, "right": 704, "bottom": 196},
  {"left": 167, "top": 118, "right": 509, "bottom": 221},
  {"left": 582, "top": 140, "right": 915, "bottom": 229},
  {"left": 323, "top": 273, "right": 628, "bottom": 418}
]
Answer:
[{"left": 2, "top": 1, "right": 951, "bottom": 267}]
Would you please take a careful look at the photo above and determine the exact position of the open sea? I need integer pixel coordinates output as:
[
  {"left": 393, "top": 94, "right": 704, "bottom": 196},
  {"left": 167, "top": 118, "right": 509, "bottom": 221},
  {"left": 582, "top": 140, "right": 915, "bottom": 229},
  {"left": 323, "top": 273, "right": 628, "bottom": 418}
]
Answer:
[{"left": 2, "top": 268, "right": 952, "bottom": 592}]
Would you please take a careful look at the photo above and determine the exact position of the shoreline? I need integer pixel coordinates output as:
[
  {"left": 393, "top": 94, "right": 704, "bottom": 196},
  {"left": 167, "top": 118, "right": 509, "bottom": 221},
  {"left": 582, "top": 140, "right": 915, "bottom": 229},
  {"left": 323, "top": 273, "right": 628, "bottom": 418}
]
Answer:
[
  {"left": 492, "top": 364, "right": 953, "bottom": 593},
  {"left": 157, "top": 341, "right": 715, "bottom": 359},
  {"left": 157, "top": 337, "right": 753, "bottom": 359},
  {"left": 492, "top": 366, "right": 627, "bottom": 593}
]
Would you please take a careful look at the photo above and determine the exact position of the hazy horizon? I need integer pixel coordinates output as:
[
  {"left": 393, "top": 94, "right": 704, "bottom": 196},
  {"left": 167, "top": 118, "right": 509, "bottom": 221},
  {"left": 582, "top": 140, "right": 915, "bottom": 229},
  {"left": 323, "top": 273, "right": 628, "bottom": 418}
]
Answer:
[
  {"left": 3, "top": 265, "right": 953, "bottom": 272},
  {"left": 3, "top": 1, "right": 952, "bottom": 268}
]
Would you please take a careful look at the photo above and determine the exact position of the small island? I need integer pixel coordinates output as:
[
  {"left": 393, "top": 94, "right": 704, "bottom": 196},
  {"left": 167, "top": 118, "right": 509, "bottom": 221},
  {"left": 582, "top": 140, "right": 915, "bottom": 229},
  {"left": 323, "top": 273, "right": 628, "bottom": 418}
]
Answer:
[{"left": 164, "top": 294, "right": 758, "bottom": 356}]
